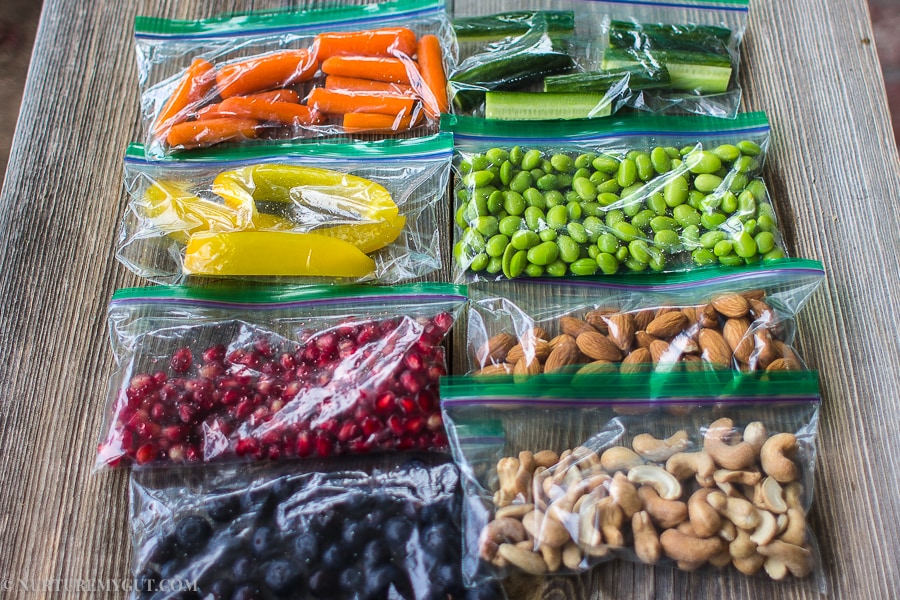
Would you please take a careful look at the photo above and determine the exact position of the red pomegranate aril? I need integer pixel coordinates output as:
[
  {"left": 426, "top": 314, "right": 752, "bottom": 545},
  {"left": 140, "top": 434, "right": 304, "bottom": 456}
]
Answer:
[
  {"left": 361, "top": 416, "right": 381, "bottom": 437},
  {"left": 184, "top": 445, "right": 201, "bottom": 462},
  {"left": 426, "top": 414, "right": 443, "bottom": 431},
  {"left": 221, "top": 389, "right": 241, "bottom": 405},
  {"left": 350, "top": 439, "right": 372, "bottom": 453},
  {"left": 404, "top": 417, "right": 424, "bottom": 434},
  {"left": 135, "top": 443, "right": 158, "bottom": 465},
  {"left": 269, "top": 399, "right": 284, "bottom": 413},
  {"left": 199, "top": 363, "right": 223, "bottom": 379},
  {"left": 178, "top": 404, "right": 199, "bottom": 424},
  {"left": 168, "top": 444, "right": 185, "bottom": 462},
  {"left": 252, "top": 406, "right": 270, "bottom": 422},
  {"left": 153, "top": 371, "right": 168, "bottom": 385},
  {"left": 315, "top": 332, "right": 338, "bottom": 354},
  {"left": 203, "top": 345, "right": 226, "bottom": 363},
  {"left": 397, "top": 436, "right": 415, "bottom": 451},
  {"left": 170, "top": 348, "right": 193, "bottom": 373},
  {"left": 235, "top": 400, "right": 254, "bottom": 420},
  {"left": 375, "top": 392, "right": 395, "bottom": 414},
  {"left": 267, "top": 445, "right": 282, "bottom": 460},
  {"left": 337, "top": 423, "right": 360, "bottom": 443},
  {"left": 127, "top": 409, "right": 150, "bottom": 431},
  {"left": 296, "top": 432, "right": 314, "bottom": 457},
  {"left": 130, "top": 373, "right": 156, "bottom": 392},
  {"left": 150, "top": 403, "right": 168, "bottom": 422},
  {"left": 433, "top": 312, "right": 454, "bottom": 333},
  {"left": 315, "top": 435, "right": 333, "bottom": 457},
  {"left": 234, "top": 438, "right": 259, "bottom": 457},
  {"left": 399, "top": 397, "right": 417, "bottom": 415},
  {"left": 399, "top": 370, "right": 422, "bottom": 395},
  {"left": 254, "top": 338, "right": 274, "bottom": 357},
  {"left": 317, "top": 418, "right": 339, "bottom": 435},
  {"left": 279, "top": 353, "right": 296, "bottom": 371},
  {"left": 387, "top": 415, "right": 405, "bottom": 436}
]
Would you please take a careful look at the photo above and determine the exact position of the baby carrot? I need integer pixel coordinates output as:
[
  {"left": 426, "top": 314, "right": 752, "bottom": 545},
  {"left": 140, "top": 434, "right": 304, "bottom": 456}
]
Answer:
[
  {"left": 166, "top": 118, "right": 259, "bottom": 150},
  {"left": 321, "top": 56, "right": 412, "bottom": 85},
  {"left": 216, "top": 49, "right": 318, "bottom": 98},
  {"left": 198, "top": 96, "right": 324, "bottom": 126},
  {"left": 342, "top": 111, "right": 422, "bottom": 133},
  {"left": 314, "top": 27, "right": 417, "bottom": 60},
  {"left": 152, "top": 58, "right": 215, "bottom": 137},
  {"left": 307, "top": 88, "right": 419, "bottom": 117},
  {"left": 195, "top": 90, "right": 301, "bottom": 120},
  {"left": 415, "top": 34, "right": 449, "bottom": 116},
  {"left": 324, "top": 75, "right": 414, "bottom": 95}
]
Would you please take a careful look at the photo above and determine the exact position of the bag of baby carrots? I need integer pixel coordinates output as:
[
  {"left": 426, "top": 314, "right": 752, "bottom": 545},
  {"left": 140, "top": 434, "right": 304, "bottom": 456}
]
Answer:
[{"left": 135, "top": 0, "right": 455, "bottom": 157}]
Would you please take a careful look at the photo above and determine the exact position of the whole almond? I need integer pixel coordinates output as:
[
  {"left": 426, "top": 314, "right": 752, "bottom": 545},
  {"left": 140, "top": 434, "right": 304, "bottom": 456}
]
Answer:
[
  {"left": 765, "top": 358, "right": 789, "bottom": 372},
  {"left": 753, "top": 330, "right": 778, "bottom": 370},
  {"left": 773, "top": 341, "right": 803, "bottom": 370},
  {"left": 605, "top": 313, "right": 636, "bottom": 352},
  {"left": 507, "top": 340, "right": 551, "bottom": 365},
  {"left": 634, "top": 309, "right": 656, "bottom": 331},
  {"left": 741, "top": 289, "right": 767, "bottom": 301},
  {"left": 749, "top": 298, "right": 774, "bottom": 324},
  {"left": 698, "top": 304, "right": 719, "bottom": 329},
  {"left": 514, "top": 357, "right": 543, "bottom": 382},
  {"left": 646, "top": 311, "right": 690, "bottom": 338},
  {"left": 548, "top": 334, "right": 575, "bottom": 352},
  {"left": 681, "top": 306, "right": 698, "bottom": 327},
  {"left": 477, "top": 333, "right": 517, "bottom": 365},
  {"left": 560, "top": 316, "right": 596, "bottom": 338},
  {"left": 576, "top": 331, "right": 623, "bottom": 362},
  {"left": 575, "top": 360, "right": 618, "bottom": 376},
  {"left": 698, "top": 329, "right": 733, "bottom": 366},
  {"left": 711, "top": 294, "right": 750, "bottom": 319},
  {"left": 635, "top": 331, "right": 658, "bottom": 350},
  {"left": 621, "top": 348, "right": 652, "bottom": 374},
  {"left": 544, "top": 338, "right": 583, "bottom": 373},
  {"left": 474, "top": 363, "right": 514, "bottom": 376},
  {"left": 650, "top": 339, "right": 673, "bottom": 363},
  {"left": 655, "top": 307, "right": 679, "bottom": 318},
  {"left": 723, "top": 318, "right": 753, "bottom": 363},
  {"left": 670, "top": 333, "right": 700, "bottom": 355},
  {"left": 584, "top": 309, "right": 614, "bottom": 334},
  {"left": 533, "top": 326, "right": 551, "bottom": 342}
]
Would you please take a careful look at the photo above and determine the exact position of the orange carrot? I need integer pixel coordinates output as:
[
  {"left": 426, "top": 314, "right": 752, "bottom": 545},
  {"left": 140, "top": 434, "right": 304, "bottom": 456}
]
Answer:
[
  {"left": 153, "top": 58, "right": 215, "bottom": 137},
  {"left": 216, "top": 49, "right": 318, "bottom": 98},
  {"left": 195, "top": 96, "right": 323, "bottom": 126},
  {"left": 307, "top": 88, "right": 419, "bottom": 117},
  {"left": 195, "top": 90, "right": 301, "bottom": 120},
  {"left": 324, "top": 75, "right": 414, "bottom": 95},
  {"left": 415, "top": 34, "right": 449, "bottom": 116},
  {"left": 342, "top": 111, "right": 422, "bottom": 133},
  {"left": 166, "top": 118, "right": 259, "bottom": 150},
  {"left": 320, "top": 56, "right": 412, "bottom": 85},
  {"left": 314, "top": 27, "right": 417, "bottom": 61}
]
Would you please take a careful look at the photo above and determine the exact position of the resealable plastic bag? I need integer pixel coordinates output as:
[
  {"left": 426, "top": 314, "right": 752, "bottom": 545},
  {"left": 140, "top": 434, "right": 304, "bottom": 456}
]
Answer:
[
  {"left": 117, "top": 134, "right": 452, "bottom": 284},
  {"left": 135, "top": 0, "right": 456, "bottom": 157},
  {"left": 444, "top": 112, "right": 783, "bottom": 282},
  {"left": 129, "top": 454, "right": 508, "bottom": 599},
  {"left": 441, "top": 370, "right": 825, "bottom": 592},
  {"left": 466, "top": 258, "right": 824, "bottom": 375},
  {"left": 95, "top": 283, "right": 466, "bottom": 470},
  {"left": 448, "top": 0, "right": 748, "bottom": 118}
]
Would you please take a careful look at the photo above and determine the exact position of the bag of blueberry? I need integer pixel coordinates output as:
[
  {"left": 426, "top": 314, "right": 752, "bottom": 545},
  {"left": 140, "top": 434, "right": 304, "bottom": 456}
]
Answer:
[
  {"left": 96, "top": 283, "right": 466, "bottom": 470},
  {"left": 129, "top": 455, "right": 507, "bottom": 599}
]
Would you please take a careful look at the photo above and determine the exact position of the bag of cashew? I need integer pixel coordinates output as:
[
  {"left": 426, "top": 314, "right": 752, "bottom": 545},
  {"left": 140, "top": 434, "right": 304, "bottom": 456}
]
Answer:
[
  {"left": 440, "top": 370, "right": 825, "bottom": 591},
  {"left": 465, "top": 258, "right": 825, "bottom": 376}
]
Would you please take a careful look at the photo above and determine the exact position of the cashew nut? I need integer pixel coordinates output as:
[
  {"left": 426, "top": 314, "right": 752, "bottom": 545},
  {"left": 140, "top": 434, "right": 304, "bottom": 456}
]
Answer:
[
  {"left": 496, "top": 457, "right": 520, "bottom": 507},
  {"left": 497, "top": 543, "right": 547, "bottom": 575},
  {"left": 733, "top": 553, "right": 765, "bottom": 575},
  {"left": 479, "top": 518, "right": 527, "bottom": 561},
  {"left": 666, "top": 451, "right": 716, "bottom": 487},
  {"left": 713, "top": 468, "right": 762, "bottom": 486},
  {"left": 703, "top": 418, "right": 760, "bottom": 470},
  {"left": 638, "top": 486, "right": 688, "bottom": 529},
  {"left": 609, "top": 472, "right": 641, "bottom": 518},
  {"left": 783, "top": 481, "right": 805, "bottom": 513},
  {"left": 763, "top": 557, "right": 789, "bottom": 580},
  {"left": 632, "top": 430, "right": 690, "bottom": 462},
  {"left": 757, "top": 476, "right": 787, "bottom": 514},
  {"left": 757, "top": 540, "right": 813, "bottom": 578},
  {"left": 778, "top": 508, "right": 807, "bottom": 546},
  {"left": 718, "top": 520, "right": 737, "bottom": 542},
  {"left": 532, "top": 467, "right": 549, "bottom": 511},
  {"left": 540, "top": 544, "right": 562, "bottom": 572},
  {"left": 687, "top": 488, "right": 722, "bottom": 538},
  {"left": 522, "top": 509, "right": 570, "bottom": 548},
  {"left": 534, "top": 449, "right": 560, "bottom": 469},
  {"left": 597, "top": 497, "right": 625, "bottom": 547},
  {"left": 709, "top": 548, "right": 734, "bottom": 569},
  {"left": 761, "top": 433, "right": 799, "bottom": 483},
  {"left": 632, "top": 511, "right": 661, "bottom": 564},
  {"left": 600, "top": 446, "right": 643, "bottom": 473},
  {"left": 571, "top": 445, "right": 602, "bottom": 472},
  {"left": 562, "top": 541, "right": 583, "bottom": 570},
  {"left": 627, "top": 465, "right": 682, "bottom": 500},
  {"left": 707, "top": 491, "right": 760, "bottom": 530},
  {"left": 495, "top": 503, "right": 534, "bottom": 520},
  {"left": 749, "top": 508, "right": 778, "bottom": 546},
  {"left": 578, "top": 496, "right": 603, "bottom": 547},
  {"left": 660, "top": 529, "right": 725, "bottom": 563},
  {"left": 516, "top": 451, "right": 536, "bottom": 502},
  {"left": 729, "top": 528, "right": 757, "bottom": 559}
]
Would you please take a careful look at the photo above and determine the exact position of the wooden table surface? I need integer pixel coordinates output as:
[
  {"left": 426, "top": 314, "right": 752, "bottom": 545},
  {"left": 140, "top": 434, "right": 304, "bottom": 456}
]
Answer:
[{"left": 1, "top": 0, "right": 899, "bottom": 598}]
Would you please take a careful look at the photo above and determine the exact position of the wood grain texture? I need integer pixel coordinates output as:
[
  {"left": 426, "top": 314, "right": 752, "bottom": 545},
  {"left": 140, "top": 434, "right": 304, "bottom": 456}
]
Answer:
[{"left": 0, "top": 0, "right": 898, "bottom": 598}]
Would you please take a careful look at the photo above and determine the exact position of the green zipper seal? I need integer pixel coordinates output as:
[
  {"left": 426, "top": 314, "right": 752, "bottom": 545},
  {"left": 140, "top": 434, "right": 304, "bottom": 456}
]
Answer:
[
  {"left": 125, "top": 133, "right": 453, "bottom": 163},
  {"left": 112, "top": 282, "right": 466, "bottom": 304},
  {"left": 135, "top": 0, "right": 444, "bottom": 37},
  {"left": 441, "top": 111, "right": 768, "bottom": 139}
]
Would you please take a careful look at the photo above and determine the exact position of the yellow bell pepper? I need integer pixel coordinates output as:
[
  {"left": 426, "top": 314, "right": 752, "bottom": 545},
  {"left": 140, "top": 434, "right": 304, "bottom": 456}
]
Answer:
[
  {"left": 139, "top": 181, "right": 246, "bottom": 241},
  {"left": 212, "top": 164, "right": 405, "bottom": 253},
  {"left": 183, "top": 231, "right": 375, "bottom": 278}
]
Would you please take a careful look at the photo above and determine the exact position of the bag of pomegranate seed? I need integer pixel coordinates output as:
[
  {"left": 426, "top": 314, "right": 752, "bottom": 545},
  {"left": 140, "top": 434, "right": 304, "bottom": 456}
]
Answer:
[
  {"left": 465, "top": 258, "right": 824, "bottom": 376},
  {"left": 440, "top": 370, "right": 826, "bottom": 592},
  {"left": 129, "top": 454, "right": 508, "bottom": 600},
  {"left": 95, "top": 283, "right": 466, "bottom": 471},
  {"left": 117, "top": 133, "right": 452, "bottom": 285}
]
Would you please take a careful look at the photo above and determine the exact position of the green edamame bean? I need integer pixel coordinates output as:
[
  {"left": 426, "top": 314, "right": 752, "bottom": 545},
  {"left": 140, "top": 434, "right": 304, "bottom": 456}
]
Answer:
[
  {"left": 499, "top": 216, "right": 522, "bottom": 237},
  {"left": 755, "top": 231, "right": 776, "bottom": 254},
  {"left": 458, "top": 159, "right": 473, "bottom": 175},
  {"left": 721, "top": 192, "right": 738, "bottom": 214},
  {"left": 597, "top": 233, "right": 619, "bottom": 254},
  {"left": 544, "top": 190, "right": 564, "bottom": 208},
  {"left": 688, "top": 190, "right": 705, "bottom": 210},
  {"left": 623, "top": 200, "right": 642, "bottom": 219},
  {"left": 567, "top": 222, "right": 589, "bottom": 244},
  {"left": 588, "top": 245, "right": 601, "bottom": 260},
  {"left": 527, "top": 241, "right": 560, "bottom": 266},
  {"left": 597, "top": 252, "right": 619, "bottom": 275},
  {"left": 499, "top": 161, "right": 513, "bottom": 186},
  {"left": 452, "top": 241, "right": 471, "bottom": 266},
  {"left": 575, "top": 153, "right": 596, "bottom": 169},
  {"left": 713, "top": 144, "right": 741, "bottom": 163},
  {"left": 686, "top": 150, "right": 722, "bottom": 174},
  {"left": 738, "top": 191, "right": 757, "bottom": 217},
  {"left": 557, "top": 235, "right": 580, "bottom": 263},
  {"left": 694, "top": 174, "right": 723, "bottom": 193},
  {"left": 700, "top": 230, "right": 726, "bottom": 249},
  {"left": 474, "top": 216, "right": 499, "bottom": 237},
  {"left": 462, "top": 228, "right": 486, "bottom": 253},
  {"left": 537, "top": 174, "right": 559, "bottom": 190},
  {"left": 557, "top": 173, "right": 573, "bottom": 189},
  {"left": 654, "top": 230, "right": 680, "bottom": 252},
  {"left": 613, "top": 221, "right": 640, "bottom": 242},
  {"left": 664, "top": 146, "right": 680, "bottom": 159},
  {"left": 632, "top": 209, "right": 655, "bottom": 231},
  {"left": 573, "top": 177, "right": 597, "bottom": 202},
  {"left": 648, "top": 250, "right": 666, "bottom": 272},
  {"left": 540, "top": 159, "right": 553, "bottom": 173},
  {"left": 545, "top": 260, "right": 567, "bottom": 277},
  {"left": 589, "top": 170, "right": 611, "bottom": 185},
  {"left": 501, "top": 241, "right": 515, "bottom": 279},
  {"left": 733, "top": 155, "right": 757, "bottom": 173},
  {"left": 567, "top": 202, "right": 582, "bottom": 221},
  {"left": 763, "top": 248, "right": 785, "bottom": 261},
  {"left": 664, "top": 176, "right": 689, "bottom": 207},
  {"left": 455, "top": 205, "right": 468, "bottom": 229},
  {"left": 671, "top": 158, "right": 683, "bottom": 169},
  {"left": 470, "top": 252, "right": 489, "bottom": 272},
  {"left": 573, "top": 167, "right": 591, "bottom": 181},
  {"left": 582, "top": 202, "right": 601, "bottom": 217},
  {"left": 487, "top": 190, "right": 504, "bottom": 214},
  {"left": 521, "top": 149, "right": 542, "bottom": 171},
  {"left": 598, "top": 192, "right": 619, "bottom": 207},
  {"left": 682, "top": 225, "right": 701, "bottom": 247},
  {"left": 737, "top": 140, "right": 762, "bottom": 156},
  {"left": 624, "top": 258, "right": 648, "bottom": 272},
  {"left": 509, "top": 146, "right": 524, "bottom": 166},
  {"left": 486, "top": 256, "right": 502, "bottom": 274},
  {"left": 486, "top": 234, "right": 510, "bottom": 257},
  {"left": 592, "top": 155, "right": 619, "bottom": 173},
  {"left": 728, "top": 173, "right": 749, "bottom": 193},
  {"left": 757, "top": 214, "right": 776, "bottom": 233},
  {"left": 539, "top": 229, "right": 558, "bottom": 242},
  {"left": 673, "top": 204, "right": 701, "bottom": 228},
  {"left": 486, "top": 147, "right": 509, "bottom": 165},
  {"left": 570, "top": 257, "right": 599, "bottom": 276},
  {"left": 629, "top": 240, "right": 651, "bottom": 264},
  {"left": 635, "top": 152, "right": 654, "bottom": 181},
  {"left": 617, "top": 158, "right": 637, "bottom": 187},
  {"left": 550, "top": 154, "right": 574, "bottom": 173},
  {"left": 530, "top": 168, "right": 545, "bottom": 180},
  {"left": 606, "top": 210, "right": 626, "bottom": 227},
  {"left": 470, "top": 155, "right": 489, "bottom": 171},
  {"left": 651, "top": 146, "right": 671, "bottom": 174},
  {"left": 596, "top": 179, "right": 621, "bottom": 195},
  {"left": 504, "top": 191, "right": 527, "bottom": 215},
  {"left": 524, "top": 206, "right": 545, "bottom": 231},
  {"left": 718, "top": 253, "right": 744, "bottom": 266},
  {"left": 744, "top": 219, "right": 757, "bottom": 235},
  {"left": 699, "top": 194, "right": 721, "bottom": 212},
  {"left": 733, "top": 230, "right": 758, "bottom": 258},
  {"left": 746, "top": 179, "right": 767, "bottom": 201},
  {"left": 692, "top": 248, "right": 717, "bottom": 266},
  {"left": 564, "top": 190, "right": 580, "bottom": 205},
  {"left": 509, "top": 250, "right": 528, "bottom": 278},
  {"left": 713, "top": 239, "right": 734, "bottom": 257},
  {"left": 547, "top": 205, "right": 568, "bottom": 229},
  {"left": 511, "top": 230, "right": 540, "bottom": 250},
  {"left": 522, "top": 188, "right": 544, "bottom": 210},
  {"left": 615, "top": 246, "right": 630, "bottom": 262},
  {"left": 700, "top": 212, "right": 727, "bottom": 230},
  {"left": 647, "top": 192, "right": 667, "bottom": 215},
  {"left": 524, "top": 263, "right": 544, "bottom": 277},
  {"left": 509, "top": 171, "right": 533, "bottom": 194}
]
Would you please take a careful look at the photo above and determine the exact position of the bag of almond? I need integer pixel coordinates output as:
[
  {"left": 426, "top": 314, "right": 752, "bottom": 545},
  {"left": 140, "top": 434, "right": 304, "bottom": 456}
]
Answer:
[
  {"left": 466, "top": 258, "right": 824, "bottom": 377},
  {"left": 440, "top": 370, "right": 825, "bottom": 592}
]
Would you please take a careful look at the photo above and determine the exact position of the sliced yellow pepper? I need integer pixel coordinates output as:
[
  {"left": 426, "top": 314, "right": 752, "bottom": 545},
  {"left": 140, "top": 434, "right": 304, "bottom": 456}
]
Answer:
[
  {"left": 212, "top": 164, "right": 405, "bottom": 253},
  {"left": 183, "top": 231, "right": 376, "bottom": 278}
]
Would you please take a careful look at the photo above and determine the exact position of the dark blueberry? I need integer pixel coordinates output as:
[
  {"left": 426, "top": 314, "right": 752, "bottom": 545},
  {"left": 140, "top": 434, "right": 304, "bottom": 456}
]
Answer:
[
  {"left": 263, "top": 560, "right": 301, "bottom": 596},
  {"left": 205, "top": 579, "right": 234, "bottom": 600},
  {"left": 133, "top": 569, "right": 159, "bottom": 594},
  {"left": 207, "top": 493, "right": 241, "bottom": 522},
  {"left": 174, "top": 515, "right": 213, "bottom": 551},
  {"left": 231, "top": 584, "right": 262, "bottom": 600},
  {"left": 342, "top": 493, "right": 368, "bottom": 518},
  {"left": 429, "top": 563, "right": 464, "bottom": 596},
  {"left": 421, "top": 524, "right": 451, "bottom": 558},
  {"left": 362, "top": 507, "right": 386, "bottom": 535},
  {"left": 321, "top": 544, "right": 346, "bottom": 570},
  {"left": 339, "top": 567, "right": 365, "bottom": 592},
  {"left": 362, "top": 539, "right": 389, "bottom": 568},
  {"left": 292, "top": 533, "right": 319, "bottom": 566},
  {"left": 250, "top": 526, "right": 276, "bottom": 556},
  {"left": 383, "top": 517, "right": 413, "bottom": 547},
  {"left": 232, "top": 556, "right": 256, "bottom": 581},
  {"left": 307, "top": 570, "right": 335, "bottom": 596},
  {"left": 147, "top": 533, "right": 180, "bottom": 564},
  {"left": 342, "top": 520, "right": 367, "bottom": 547},
  {"left": 366, "top": 564, "right": 404, "bottom": 596}
]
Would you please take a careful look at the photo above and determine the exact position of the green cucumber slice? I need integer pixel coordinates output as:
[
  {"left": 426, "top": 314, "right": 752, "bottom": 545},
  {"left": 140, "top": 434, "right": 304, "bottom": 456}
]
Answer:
[
  {"left": 453, "top": 11, "right": 575, "bottom": 42},
  {"left": 484, "top": 92, "right": 612, "bottom": 120}
]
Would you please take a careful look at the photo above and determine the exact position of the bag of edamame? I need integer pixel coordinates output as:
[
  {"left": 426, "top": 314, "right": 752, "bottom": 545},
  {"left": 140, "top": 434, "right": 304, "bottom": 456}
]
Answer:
[{"left": 445, "top": 112, "right": 783, "bottom": 282}]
